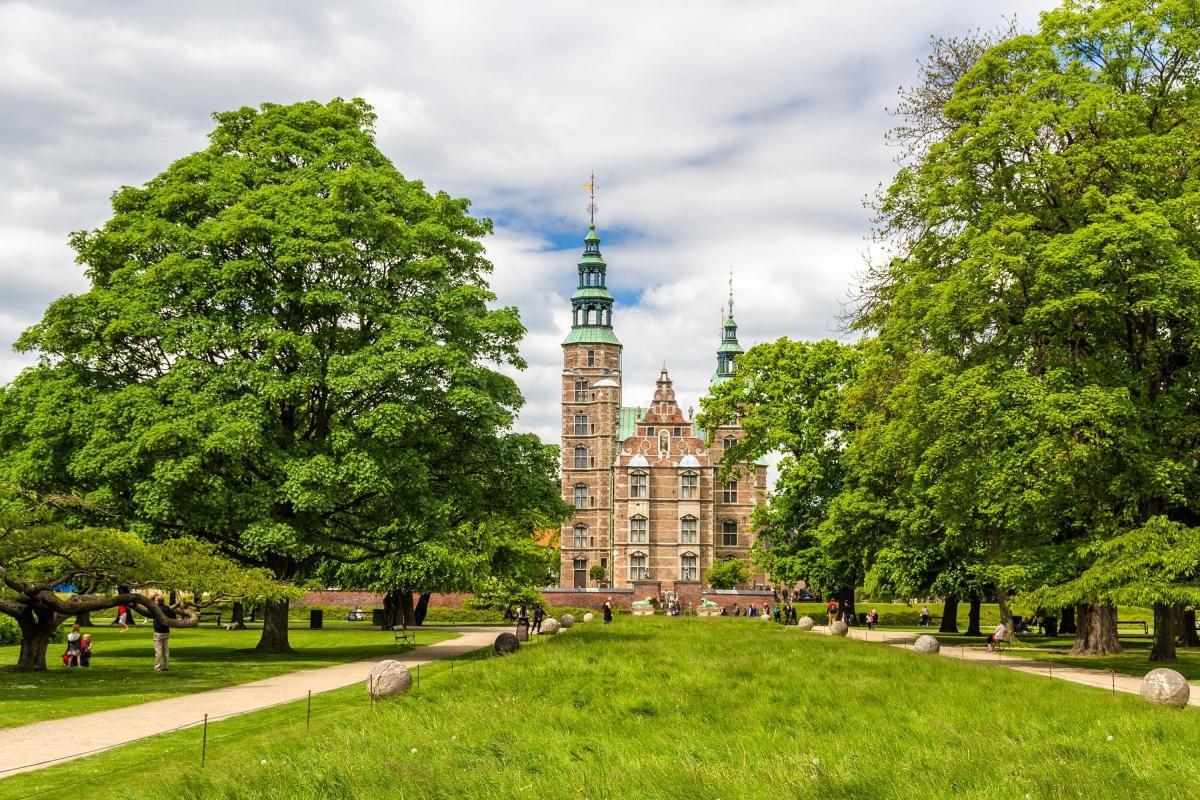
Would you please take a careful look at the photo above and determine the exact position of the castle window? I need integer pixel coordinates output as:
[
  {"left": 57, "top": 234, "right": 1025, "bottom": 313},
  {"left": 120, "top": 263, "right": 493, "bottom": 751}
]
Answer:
[
  {"left": 646, "top": 426, "right": 655, "bottom": 436},
  {"left": 722, "top": 479, "right": 738, "bottom": 503},
  {"left": 680, "top": 553, "right": 698, "bottom": 581},
  {"left": 629, "top": 515, "right": 648, "bottom": 543},
  {"left": 722, "top": 520, "right": 739, "bottom": 547},
  {"left": 630, "top": 472, "right": 648, "bottom": 499},
  {"left": 573, "top": 484, "right": 588, "bottom": 508},
  {"left": 573, "top": 557, "right": 588, "bottom": 588},
  {"left": 673, "top": 427, "right": 682, "bottom": 436},
  {"left": 574, "top": 413, "right": 589, "bottom": 436},
  {"left": 574, "top": 446, "right": 589, "bottom": 469},
  {"left": 587, "top": 349, "right": 595, "bottom": 367},
  {"left": 575, "top": 380, "right": 589, "bottom": 402},
  {"left": 573, "top": 524, "right": 589, "bottom": 549},
  {"left": 680, "top": 515, "right": 698, "bottom": 544},
  {"left": 680, "top": 472, "right": 698, "bottom": 500},
  {"left": 630, "top": 552, "right": 650, "bottom": 580},
  {"left": 723, "top": 436, "right": 737, "bottom": 451}
]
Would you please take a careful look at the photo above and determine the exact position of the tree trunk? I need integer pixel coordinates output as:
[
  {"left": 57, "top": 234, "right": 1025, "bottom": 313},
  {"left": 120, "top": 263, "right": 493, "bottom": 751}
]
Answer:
[
  {"left": 254, "top": 598, "right": 292, "bottom": 653},
  {"left": 995, "top": 586, "right": 1016, "bottom": 642},
  {"left": 939, "top": 595, "right": 960, "bottom": 634},
  {"left": 415, "top": 593, "right": 431, "bottom": 626},
  {"left": 229, "top": 601, "right": 247, "bottom": 630},
  {"left": 1059, "top": 606, "right": 1076, "bottom": 635},
  {"left": 399, "top": 592, "right": 417, "bottom": 628},
  {"left": 75, "top": 610, "right": 92, "bottom": 627},
  {"left": 965, "top": 594, "right": 982, "bottom": 636},
  {"left": 1068, "top": 602, "right": 1122, "bottom": 656},
  {"left": 382, "top": 590, "right": 403, "bottom": 629},
  {"left": 1172, "top": 605, "right": 1199, "bottom": 647},
  {"left": 15, "top": 607, "right": 63, "bottom": 671},
  {"left": 1151, "top": 602, "right": 1176, "bottom": 661}
]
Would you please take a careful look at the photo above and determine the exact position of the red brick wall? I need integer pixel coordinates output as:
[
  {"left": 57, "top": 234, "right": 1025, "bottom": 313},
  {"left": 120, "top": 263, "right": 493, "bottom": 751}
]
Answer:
[{"left": 540, "top": 588, "right": 634, "bottom": 610}]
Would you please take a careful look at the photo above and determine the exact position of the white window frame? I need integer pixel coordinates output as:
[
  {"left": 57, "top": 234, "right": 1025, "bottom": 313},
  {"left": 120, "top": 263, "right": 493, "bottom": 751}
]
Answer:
[
  {"left": 574, "top": 413, "right": 589, "bottom": 436},
  {"left": 629, "top": 515, "right": 648, "bottom": 543},
  {"left": 680, "top": 515, "right": 698, "bottom": 544},
  {"left": 630, "top": 551, "right": 650, "bottom": 580},
  {"left": 574, "top": 446, "right": 589, "bottom": 469},
  {"left": 681, "top": 552, "right": 698, "bottom": 581},
  {"left": 573, "top": 483, "right": 588, "bottom": 508},
  {"left": 722, "top": 479, "right": 738, "bottom": 503},
  {"left": 680, "top": 471, "right": 698, "bottom": 500},
  {"left": 722, "top": 519, "right": 738, "bottom": 547},
  {"left": 574, "top": 380, "right": 589, "bottom": 402},
  {"left": 573, "top": 524, "right": 589, "bottom": 549},
  {"left": 630, "top": 471, "right": 648, "bottom": 499}
]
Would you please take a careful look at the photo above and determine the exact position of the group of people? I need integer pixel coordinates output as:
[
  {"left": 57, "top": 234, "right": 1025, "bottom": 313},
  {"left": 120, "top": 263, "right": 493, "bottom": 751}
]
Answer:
[
  {"left": 63, "top": 592, "right": 177, "bottom": 671},
  {"left": 727, "top": 601, "right": 801, "bottom": 624}
]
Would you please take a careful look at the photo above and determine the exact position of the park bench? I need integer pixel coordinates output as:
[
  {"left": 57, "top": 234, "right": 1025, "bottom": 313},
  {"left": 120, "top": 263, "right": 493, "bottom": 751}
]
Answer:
[
  {"left": 1116, "top": 619, "right": 1149, "bottom": 635},
  {"left": 393, "top": 625, "right": 416, "bottom": 648},
  {"left": 197, "top": 611, "right": 223, "bottom": 627}
]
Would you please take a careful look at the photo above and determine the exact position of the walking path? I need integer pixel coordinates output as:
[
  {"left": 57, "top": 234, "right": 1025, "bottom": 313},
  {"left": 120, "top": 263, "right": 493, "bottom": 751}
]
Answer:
[
  {"left": 0, "top": 626, "right": 500, "bottom": 778},
  {"left": 816, "top": 626, "right": 1200, "bottom": 706}
]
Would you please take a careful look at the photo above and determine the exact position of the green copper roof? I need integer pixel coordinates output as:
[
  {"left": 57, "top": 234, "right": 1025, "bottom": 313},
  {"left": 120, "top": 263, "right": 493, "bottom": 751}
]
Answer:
[
  {"left": 585, "top": 226, "right": 600, "bottom": 242},
  {"left": 717, "top": 340, "right": 744, "bottom": 354},
  {"left": 571, "top": 287, "right": 614, "bottom": 301},
  {"left": 618, "top": 406, "right": 647, "bottom": 440},
  {"left": 563, "top": 327, "right": 621, "bottom": 346}
]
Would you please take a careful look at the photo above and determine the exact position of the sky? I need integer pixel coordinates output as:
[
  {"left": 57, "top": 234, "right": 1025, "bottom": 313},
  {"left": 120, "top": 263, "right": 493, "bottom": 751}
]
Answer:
[{"left": 0, "top": 0, "right": 1058, "bottom": 446}]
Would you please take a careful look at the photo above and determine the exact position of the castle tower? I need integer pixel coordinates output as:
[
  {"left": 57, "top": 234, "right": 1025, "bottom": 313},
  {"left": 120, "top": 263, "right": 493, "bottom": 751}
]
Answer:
[
  {"left": 712, "top": 273, "right": 744, "bottom": 384},
  {"left": 559, "top": 216, "right": 622, "bottom": 588}
]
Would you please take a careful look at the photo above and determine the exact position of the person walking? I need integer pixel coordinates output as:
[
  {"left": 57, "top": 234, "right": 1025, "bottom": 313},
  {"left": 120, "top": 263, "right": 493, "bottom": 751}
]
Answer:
[
  {"left": 533, "top": 605, "right": 545, "bottom": 634},
  {"left": 826, "top": 599, "right": 839, "bottom": 627},
  {"left": 151, "top": 593, "right": 176, "bottom": 671},
  {"left": 602, "top": 597, "right": 613, "bottom": 624},
  {"left": 919, "top": 606, "right": 932, "bottom": 627},
  {"left": 866, "top": 609, "right": 878, "bottom": 631}
]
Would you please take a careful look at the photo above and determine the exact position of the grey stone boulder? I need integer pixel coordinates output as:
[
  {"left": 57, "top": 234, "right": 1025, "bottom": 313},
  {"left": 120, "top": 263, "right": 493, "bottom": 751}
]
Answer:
[
  {"left": 366, "top": 660, "right": 412, "bottom": 700},
  {"left": 560, "top": 613, "right": 575, "bottom": 628},
  {"left": 830, "top": 621, "right": 849, "bottom": 637},
  {"left": 541, "top": 617, "right": 560, "bottom": 635},
  {"left": 583, "top": 612, "right": 594, "bottom": 623},
  {"left": 797, "top": 616, "right": 815, "bottom": 631},
  {"left": 494, "top": 632, "right": 520, "bottom": 656},
  {"left": 1140, "top": 668, "right": 1191, "bottom": 708},
  {"left": 914, "top": 634, "right": 940, "bottom": 654}
]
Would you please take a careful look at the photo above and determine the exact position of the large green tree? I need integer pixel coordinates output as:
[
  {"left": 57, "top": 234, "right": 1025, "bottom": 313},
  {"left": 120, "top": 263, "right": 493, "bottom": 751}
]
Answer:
[
  {"left": 0, "top": 98, "right": 544, "bottom": 652},
  {"left": 863, "top": 0, "right": 1200, "bottom": 653}
]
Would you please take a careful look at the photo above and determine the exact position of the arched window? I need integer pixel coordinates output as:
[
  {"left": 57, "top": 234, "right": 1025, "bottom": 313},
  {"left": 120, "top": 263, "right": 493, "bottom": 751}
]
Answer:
[
  {"left": 574, "top": 446, "right": 589, "bottom": 469},
  {"left": 629, "top": 515, "right": 648, "bottom": 543},
  {"left": 680, "top": 552, "right": 698, "bottom": 581},
  {"left": 680, "top": 471, "right": 699, "bottom": 500},
  {"left": 573, "top": 524, "right": 589, "bottom": 549},
  {"left": 658, "top": 430, "right": 670, "bottom": 457},
  {"left": 722, "top": 479, "right": 738, "bottom": 503},
  {"left": 573, "top": 484, "right": 588, "bottom": 508},
  {"left": 680, "top": 515, "right": 698, "bottom": 544},
  {"left": 629, "top": 551, "right": 649, "bottom": 580},
  {"left": 630, "top": 471, "right": 648, "bottom": 499},
  {"left": 574, "top": 379, "right": 589, "bottom": 402},
  {"left": 722, "top": 520, "right": 738, "bottom": 547},
  {"left": 723, "top": 436, "right": 738, "bottom": 451},
  {"left": 574, "top": 413, "right": 589, "bottom": 436}
]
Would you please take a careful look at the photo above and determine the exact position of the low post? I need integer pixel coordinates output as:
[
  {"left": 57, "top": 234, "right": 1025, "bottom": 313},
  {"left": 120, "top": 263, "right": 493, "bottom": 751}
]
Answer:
[
  {"left": 1111, "top": 670, "right": 1116, "bottom": 694},
  {"left": 417, "top": 663, "right": 421, "bottom": 690},
  {"left": 306, "top": 690, "right": 312, "bottom": 730},
  {"left": 201, "top": 714, "right": 208, "bottom": 766}
]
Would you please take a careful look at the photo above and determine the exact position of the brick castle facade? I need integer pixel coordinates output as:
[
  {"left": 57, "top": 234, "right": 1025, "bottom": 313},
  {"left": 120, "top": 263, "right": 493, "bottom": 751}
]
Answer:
[{"left": 556, "top": 220, "right": 768, "bottom": 594}]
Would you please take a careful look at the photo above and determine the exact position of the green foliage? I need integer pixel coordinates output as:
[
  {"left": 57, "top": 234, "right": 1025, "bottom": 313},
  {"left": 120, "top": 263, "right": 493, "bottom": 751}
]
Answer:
[
  {"left": 588, "top": 563, "right": 606, "bottom": 582},
  {"left": 0, "top": 97, "right": 553, "bottom": 597},
  {"left": 704, "top": 558, "right": 750, "bottom": 590},
  {"left": 465, "top": 578, "right": 546, "bottom": 612}
]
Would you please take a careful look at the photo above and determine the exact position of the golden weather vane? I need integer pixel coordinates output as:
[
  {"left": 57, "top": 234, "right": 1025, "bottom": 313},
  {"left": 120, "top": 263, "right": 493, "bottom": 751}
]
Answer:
[{"left": 582, "top": 173, "right": 597, "bottom": 225}]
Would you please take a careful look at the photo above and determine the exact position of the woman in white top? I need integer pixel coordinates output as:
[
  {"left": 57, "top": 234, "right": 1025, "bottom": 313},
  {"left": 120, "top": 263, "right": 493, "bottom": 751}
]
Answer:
[
  {"left": 987, "top": 621, "right": 1006, "bottom": 652},
  {"left": 64, "top": 624, "right": 83, "bottom": 667}
]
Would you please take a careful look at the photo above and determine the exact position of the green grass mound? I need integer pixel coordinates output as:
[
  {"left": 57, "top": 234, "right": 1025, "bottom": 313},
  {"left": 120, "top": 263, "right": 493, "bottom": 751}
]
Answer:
[{"left": 13, "top": 617, "right": 1200, "bottom": 800}]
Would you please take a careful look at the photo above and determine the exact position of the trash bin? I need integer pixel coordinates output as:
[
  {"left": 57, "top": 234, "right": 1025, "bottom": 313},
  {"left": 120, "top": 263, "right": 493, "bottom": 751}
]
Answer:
[
  {"left": 310, "top": 609, "right": 323, "bottom": 630},
  {"left": 371, "top": 608, "right": 385, "bottom": 627},
  {"left": 516, "top": 620, "right": 530, "bottom": 642}
]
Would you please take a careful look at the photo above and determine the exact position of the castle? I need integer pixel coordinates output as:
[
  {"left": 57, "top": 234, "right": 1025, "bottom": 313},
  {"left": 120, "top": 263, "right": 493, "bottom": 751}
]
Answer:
[{"left": 556, "top": 220, "right": 767, "bottom": 594}]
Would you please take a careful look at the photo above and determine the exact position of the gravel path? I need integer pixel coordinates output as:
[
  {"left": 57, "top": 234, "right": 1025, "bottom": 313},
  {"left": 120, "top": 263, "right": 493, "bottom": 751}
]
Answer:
[{"left": 0, "top": 627, "right": 500, "bottom": 777}]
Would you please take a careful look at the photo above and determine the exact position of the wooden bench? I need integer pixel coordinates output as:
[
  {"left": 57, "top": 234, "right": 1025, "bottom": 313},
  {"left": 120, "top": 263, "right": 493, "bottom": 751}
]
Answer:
[
  {"left": 197, "top": 612, "right": 223, "bottom": 627},
  {"left": 1116, "top": 619, "right": 1149, "bottom": 635},
  {"left": 393, "top": 626, "right": 416, "bottom": 648}
]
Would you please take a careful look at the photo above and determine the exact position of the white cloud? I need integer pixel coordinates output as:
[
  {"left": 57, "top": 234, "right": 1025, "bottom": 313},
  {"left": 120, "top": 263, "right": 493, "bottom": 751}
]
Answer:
[{"left": 0, "top": 0, "right": 1059, "bottom": 449}]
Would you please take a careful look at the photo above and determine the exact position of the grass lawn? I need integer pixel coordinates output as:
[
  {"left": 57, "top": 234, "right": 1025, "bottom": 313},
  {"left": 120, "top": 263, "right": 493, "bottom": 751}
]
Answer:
[
  {"left": 5, "top": 618, "right": 1199, "bottom": 800},
  {"left": 0, "top": 624, "right": 455, "bottom": 730}
]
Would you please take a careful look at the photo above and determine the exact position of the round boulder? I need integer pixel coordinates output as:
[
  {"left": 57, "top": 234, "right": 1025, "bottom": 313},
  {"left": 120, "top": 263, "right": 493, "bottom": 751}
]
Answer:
[
  {"left": 1140, "top": 668, "right": 1191, "bottom": 708},
  {"left": 494, "top": 632, "right": 520, "bottom": 656},
  {"left": 797, "top": 616, "right": 815, "bottom": 631},
  {"left": 560, "top": 613, "right": 575, "bottom": 628},
  {"left": 913, "top": 634, "right": 940, "bottom": 654},
  {"left": 583, "top": 612, "right": 594, "bottom": 623},
  {"left": 830, "top": 621, "right": 849, "bottom": 637},
  {"left": 541, "top": 618, "right": 560, "bottom": 635},
  {"left": 366, "top": 660, "right": 412, "bottom": 700}
]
